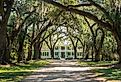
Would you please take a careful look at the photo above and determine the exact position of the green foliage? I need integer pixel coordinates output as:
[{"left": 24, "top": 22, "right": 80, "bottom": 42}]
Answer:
[
  {"left": 0, "top": 60, "right": 49, "bottom": 82},
  {"left": 102, "top": 31, "right": 117, "bottom": 60},
  {"left": 58, "top": 0, "right": 78, "bottom": 5},
  {"left": 95, "top": 68, "right": 121, "bottom": 80}
]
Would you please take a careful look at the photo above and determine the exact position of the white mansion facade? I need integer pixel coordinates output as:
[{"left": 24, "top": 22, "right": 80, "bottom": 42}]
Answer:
[{"left": 41, "top": 45, "right": 83, "bottom": 59}]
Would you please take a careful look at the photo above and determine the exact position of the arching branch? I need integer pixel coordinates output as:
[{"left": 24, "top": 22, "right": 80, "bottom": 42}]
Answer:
[
  {"left": 41, "top": 0, "right": 112, "bottom": 31},
  {"left": 87, "top": 0, "right": 113, "bottom": 23}
]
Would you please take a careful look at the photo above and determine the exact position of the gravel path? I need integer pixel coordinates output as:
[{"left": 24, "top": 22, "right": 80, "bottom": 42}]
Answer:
[{"left": 21, "top": 60, "right": 106, "bottom": 82}]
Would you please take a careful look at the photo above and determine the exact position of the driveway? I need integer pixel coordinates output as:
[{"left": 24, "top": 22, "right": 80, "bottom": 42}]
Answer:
[{"left": 21, "top": 60, "right": 106, "bottom": 82}]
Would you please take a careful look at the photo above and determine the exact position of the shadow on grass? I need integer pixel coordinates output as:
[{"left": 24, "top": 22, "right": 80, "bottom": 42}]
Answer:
[
  {"left": 95, "top": 68, "right": 121, "bottom": 80},
  {"left": 0, "top": 60, "right": 49, "bottom": 81},
  {"left": 0, "top": 71, "right": 32, "bottom": 81}
]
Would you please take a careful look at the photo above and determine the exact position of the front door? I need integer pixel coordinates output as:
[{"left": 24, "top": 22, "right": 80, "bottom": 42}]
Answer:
[{"left": 61, "top": 52, "right": 65, "bottom": 58}]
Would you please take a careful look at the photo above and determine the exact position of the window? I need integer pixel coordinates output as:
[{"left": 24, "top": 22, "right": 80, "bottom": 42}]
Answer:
[
  {"left": 42, "top": 52, "right": 44, "bottom": 56},
  {"left": 67, "top": 52, "right": 71, "bottom": 55},
  {"left": 61, "top": 46, "right": 65, "bottom": 50},
  {"left": 55, "top": 52, "right": 59, "bottom": 55},
  {"left": 46, "top": 52, "right": 49, "bottom": 56}
]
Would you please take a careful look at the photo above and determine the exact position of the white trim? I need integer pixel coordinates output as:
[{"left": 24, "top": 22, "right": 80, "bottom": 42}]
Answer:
[{"left": 41, "top": 45, "right": 82, "bottom": 59}]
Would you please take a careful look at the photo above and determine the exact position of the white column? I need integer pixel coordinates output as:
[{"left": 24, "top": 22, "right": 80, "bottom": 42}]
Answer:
[
  {"left": 65, "top": 46, "right": 67, "bottom": 59},
  {"left": 54, "top": 49, "right": 55, "bottom": 58},
  {"left": 59, "top": 46, "right": 61, "bottom": 59},
  {"left": 58, "top": 46, "right": 61, "bottom": 59},
  {"left": 71, "top": 47, "right": 73, "bottom": 58},
  {"left": 41, "top": 51, "right": 43, "bottom": 58},
  {"left": 49, "top": 49, "right": 51, "bottom": 58}
]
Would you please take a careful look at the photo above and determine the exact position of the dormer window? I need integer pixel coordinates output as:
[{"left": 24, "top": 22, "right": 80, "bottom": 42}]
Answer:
[{"left": 61, "top": 46, "right": 65, "bottom": 50}]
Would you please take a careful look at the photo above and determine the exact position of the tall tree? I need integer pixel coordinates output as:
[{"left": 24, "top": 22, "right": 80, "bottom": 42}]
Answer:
[
  {"left": 84, "top": 18, "right": 105, "bottom": 61},
  {"left": 0, "top": 0, "right": 14, "bottom": 64},
  {"left": 41, "top": 0, "right": 121, "bottom": 63}
]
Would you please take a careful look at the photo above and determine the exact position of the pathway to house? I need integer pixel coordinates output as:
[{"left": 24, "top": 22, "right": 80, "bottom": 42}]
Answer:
[{"left": 22, "top": 59, "right": 106, "bottom": 82}]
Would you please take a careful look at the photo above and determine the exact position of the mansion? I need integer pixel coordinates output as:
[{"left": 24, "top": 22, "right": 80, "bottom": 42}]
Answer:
[{"left": 41, "top": 45, "right": 83, "bottom": 59}]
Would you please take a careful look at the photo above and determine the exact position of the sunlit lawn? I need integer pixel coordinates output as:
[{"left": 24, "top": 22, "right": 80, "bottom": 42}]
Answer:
[
  {"left": 78, "top": 60, "right": 121, "bottom": 81},
  {"left": 78, "top": 60, "right": 118, "bottom": 67},
  {"left": 0, "top": 60, "right": 50, "bottom": 82}
]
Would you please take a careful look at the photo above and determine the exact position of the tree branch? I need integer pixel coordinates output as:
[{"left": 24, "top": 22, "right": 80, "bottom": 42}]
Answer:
[
  {"left": 41, "top": 0, "right": 112, "bottom": 30},
  {"left": 68, "top": 2, "right": 92, "bottom": 7},
  {"left": 87, "top": 0, "right": 113, "bottom": 23}
]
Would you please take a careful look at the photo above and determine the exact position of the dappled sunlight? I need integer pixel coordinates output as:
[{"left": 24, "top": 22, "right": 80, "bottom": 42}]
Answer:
[
  {"left": 47, "top": 67, "right": 90, "bottom": 71},
  {"left": 0, "top": 60, "right": 49, "bottom": 81},
  {"left": 1, "top": 0, "right": 121, "bottom": 81},
  {"left": 22, "top": 60, "right": 106, "bottom": 82}
]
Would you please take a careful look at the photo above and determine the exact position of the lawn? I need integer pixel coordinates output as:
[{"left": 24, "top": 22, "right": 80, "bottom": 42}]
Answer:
[
  {"left": 95, "top": 68, "right": 121, "bottom": 81},
  {"left": 78, "top": 60, "right": 118, "bottom": 67},
  {"left": 0, "top": 60, "right": 50, "bottom": 82},
  {"left": 78, "top": 60, "right": 121, "bottom": 81}
]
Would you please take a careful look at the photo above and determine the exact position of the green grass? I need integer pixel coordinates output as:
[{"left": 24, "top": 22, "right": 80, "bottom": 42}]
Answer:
[
  {"left": 95, "top": 68, "right": 121, "bottom": 80},
  {"left": 78, "top": 61, "right": 121, "bottom": 81},
  {"left": 0, "top": 60, "right": 50, "bottom": 82},
  {"left": 78, "top": 61, "right": 118, "bottom": 67}
]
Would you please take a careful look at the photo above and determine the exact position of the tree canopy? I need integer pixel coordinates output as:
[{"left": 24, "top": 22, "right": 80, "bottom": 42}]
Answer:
[{"left": 0, "top": 0, "right": 120, "bottom": 64}]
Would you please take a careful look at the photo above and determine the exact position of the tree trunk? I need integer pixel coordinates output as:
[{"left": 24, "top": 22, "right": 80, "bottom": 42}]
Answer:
[
  {"left": 0, "top": 21, "right": 6, "bottom": 63},
  {"left": 39, "top": 47, "right": 42, "bottom": 59},
  {"left": 50, "top": 49, "right": 54, "bottom": 59},
  {"left": 17, "top": 27, "right": 28, "bottom": 63},
  {"left": 95, "top": 28, "right": 105, "bottom": 62},
  {"left": 116, "top": 39, "right": 121, "bottom": 63},
  {"left": 85, "top": 52, "right": 89, "bottom": 60},
  {"left": 0, "top": 0, "right": 14, "bottom": 64},
  {"left": 84, "top": 44, "right": 90, "bottom": 60},
  {"left": 82, "top": 45, "right": 85, "bottom": 59},
  {"left": 27, "top": 23, "right": 35, "bottom": 61},
  {"left": 91, "top": 46, "right": 94, "bottom": 61},
  {"left": 27, "top": 44, "right": 32, "bottom": 61},
  {"left": 82, "top": 42, "right": 86, "bottom": 59},
  {"left": 93, "top": 35, "right": 100, "bottom": 61},
  {"left": 0, "top": 26, "right": 10, "bottom": 64},
  {"left": 111, "top": 29, "right": 121, "bottom": 63},
  {"left": 101, "top": 53, "right": 104, "bottom": 61},
  {"left": 0, "top": 19, "right": 11, "bottom": 64},
  {"left": 95, "top": 50, "right": 100, "bottom": 61},
  {"left": 33, "top": 42, "right": 40, "bottom": 60},
  {"left": 17, "top": 41, "right": 25, "bottom": 63},
  {"left": 74, "top": 47, "right": 77, "bottom": 59}
]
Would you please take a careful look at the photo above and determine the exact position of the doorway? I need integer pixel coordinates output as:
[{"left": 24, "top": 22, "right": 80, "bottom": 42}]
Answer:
[{"left": 61, "top": 52, "right": 65, "bottom": 58}]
